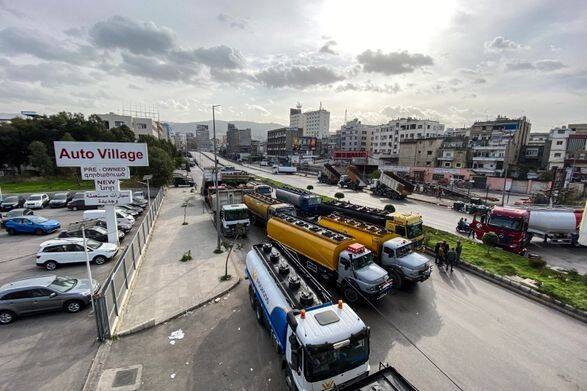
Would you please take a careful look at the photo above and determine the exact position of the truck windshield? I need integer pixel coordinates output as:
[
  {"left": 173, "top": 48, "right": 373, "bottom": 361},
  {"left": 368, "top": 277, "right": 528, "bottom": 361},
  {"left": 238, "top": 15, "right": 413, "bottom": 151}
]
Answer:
[
  {"left": 352, "top": 252, "right": 374, "bottom": 269},
  {"left": 406, "top": 222, "right": 423, "bottom": 239},
  {"left": 488, "top": 215, "right": 522, "bottom": 231},
  {"left": 305, "top": 337, "right": 369, "bottom": 382},
  {"left": 307, "top": 196, "right": 321, "bottom": 205},
  {"left": 278, "top": 207, "right": 297, "bottom": 216},
  {"left": 224, "top": 208, "right": 249, "bottom": 221},
  {"left": 396, "top": 245, "right": 411, "bottom": 258}
]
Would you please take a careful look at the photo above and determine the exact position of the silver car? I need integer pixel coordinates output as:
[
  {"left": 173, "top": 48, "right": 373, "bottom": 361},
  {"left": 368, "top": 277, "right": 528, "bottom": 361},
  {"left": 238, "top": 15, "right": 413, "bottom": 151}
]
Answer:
[{"left": 0, "top": 275, "right": 99, "bottom": 324}]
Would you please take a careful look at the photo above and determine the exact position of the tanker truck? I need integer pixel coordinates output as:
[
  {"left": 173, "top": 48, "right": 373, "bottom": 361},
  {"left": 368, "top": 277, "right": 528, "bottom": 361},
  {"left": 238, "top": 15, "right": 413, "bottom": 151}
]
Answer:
[
  {"left": 275, "top": 186, "right": 322, "bottom": 216},
  {"left": 243, "top": 192, "right": 296, "bottom": 225},
  {"left": 267, "top": 214, "right": 393, "bottom": 303},
  {"left": 246, "top": 243, "right": 417, "bottom": 391},
  {"left": 318, "top": 214, "right": 432, "bottom": 288},
  {"left": 319, "top": 200, "right": 425, "bottom": 248}
]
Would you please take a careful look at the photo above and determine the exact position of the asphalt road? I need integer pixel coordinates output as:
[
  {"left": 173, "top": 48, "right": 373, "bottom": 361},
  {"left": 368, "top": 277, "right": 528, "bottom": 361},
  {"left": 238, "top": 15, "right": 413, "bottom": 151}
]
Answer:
[
  {"left": 197, "top": 152, "right": 587, "bottom": 274},
  {"left": 0, "top": 204, "right": 148, "bottom": 391},
  {"left": 102, "top": 212, "right": 587, "bottom": 391}
]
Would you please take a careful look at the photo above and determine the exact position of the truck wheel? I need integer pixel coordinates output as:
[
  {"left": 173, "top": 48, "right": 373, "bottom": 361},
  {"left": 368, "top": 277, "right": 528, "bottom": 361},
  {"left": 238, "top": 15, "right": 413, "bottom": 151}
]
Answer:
[
  {"left": 389, "top": 270, "right": 403, "bottom": 289},
  {"left": 255, "top": 302, "right": 266, "bottom": 329},
  {"left": 342, "top": 284, "right": 359, "bottom": 303},
  {"left": 248, "top": 285, "right": 256, "bottom": 308}
]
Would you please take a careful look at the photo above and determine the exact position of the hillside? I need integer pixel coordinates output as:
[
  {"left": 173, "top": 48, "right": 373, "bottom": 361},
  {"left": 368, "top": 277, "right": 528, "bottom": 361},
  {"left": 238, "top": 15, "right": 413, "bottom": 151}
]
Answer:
[{"left": 168, "top": 120, "right": 285, "bottom": 141}]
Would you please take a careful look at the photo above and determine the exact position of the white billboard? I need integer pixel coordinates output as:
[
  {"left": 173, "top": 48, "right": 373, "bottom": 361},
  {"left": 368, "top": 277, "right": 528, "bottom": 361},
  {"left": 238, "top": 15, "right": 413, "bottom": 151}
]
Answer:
[
  {"left": 54, "top": 141, "right": 148, "bottom": 167},
  {"left": 81, "top": 166, "right": 130, "bottom": 180}
]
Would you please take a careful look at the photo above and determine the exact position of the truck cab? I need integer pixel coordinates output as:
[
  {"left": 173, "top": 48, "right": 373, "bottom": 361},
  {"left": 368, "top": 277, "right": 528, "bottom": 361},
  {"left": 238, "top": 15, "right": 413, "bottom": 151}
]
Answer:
[
  {"left": 219, "top": 204, "right": 250, "bottom": 236},
  {"left": 385, "top": 213, "right": 424, "bottom": 248},
  {"left": 380, "top": 238, "right": 431, "bottom": 287},
  {"left": 470, "top": 207, "right": 529, "bottom": 253}
]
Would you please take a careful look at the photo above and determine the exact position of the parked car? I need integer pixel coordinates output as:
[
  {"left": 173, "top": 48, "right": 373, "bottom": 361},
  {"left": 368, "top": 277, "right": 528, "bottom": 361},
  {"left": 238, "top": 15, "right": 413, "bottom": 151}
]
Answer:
[
  {"left": 120, "top": 204, "right": 143, "bottom": 214},
  {"left": 1, "top": 196, "right": 26, "bottom": 211},
  {"left": 114, "top": 209, "right": 135, "bottom": 226},
  {"left": 116, "top": 205, "right": 140, "bottom": 217},
  {"left": 84, "top": 210, "right": 135, "bottom": 230},
  {"left": 67, "top": 195, "right": 98, "bottom": 211},
  {"left": 0, "top": 208, "right": 33, "bottom": 228},
  {"left": 0, "top": 275, "right": 99, "bottom": 324},
  {"left": 58, "top": 225, "right": 124, "bottom": 242},
  {"left": 49, "top": 192, "right": 73, "bottom": 208},
  {"left": 4, "top": 216, "right": 60, "bottom": 235},
  {"left": 36, "top": 238, "right": 119, "bottom": 271},
  {"left": 172, "top": 175, "right": 195, "bottom": 187},
  {"left": 24, "top": 193, "right": 50, "bottom": 209},
  {"left": 94, "top": 218, "right": 132, "bottom": 233}
]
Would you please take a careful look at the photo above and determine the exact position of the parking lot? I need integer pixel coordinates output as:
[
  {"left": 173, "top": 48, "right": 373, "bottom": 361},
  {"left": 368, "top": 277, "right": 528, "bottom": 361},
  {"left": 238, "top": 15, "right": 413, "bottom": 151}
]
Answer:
[{"left": 0, "top": 197, "right": 149, "bottom": 391}]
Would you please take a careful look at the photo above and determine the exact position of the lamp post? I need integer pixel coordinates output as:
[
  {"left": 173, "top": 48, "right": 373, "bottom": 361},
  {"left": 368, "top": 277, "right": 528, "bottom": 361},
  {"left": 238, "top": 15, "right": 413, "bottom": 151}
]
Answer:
[
  {"left": 212, "top": 104, "right": 222, "bottom": 254},
  {"left": 142, "top": 174, "right": 152, "bottom": 209}
]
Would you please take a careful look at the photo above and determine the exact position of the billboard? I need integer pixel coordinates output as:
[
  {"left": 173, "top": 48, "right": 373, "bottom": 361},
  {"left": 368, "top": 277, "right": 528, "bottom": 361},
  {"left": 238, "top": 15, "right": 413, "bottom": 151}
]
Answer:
[{"left": 54, "top": 141, "right": 149, "bottom": 167}]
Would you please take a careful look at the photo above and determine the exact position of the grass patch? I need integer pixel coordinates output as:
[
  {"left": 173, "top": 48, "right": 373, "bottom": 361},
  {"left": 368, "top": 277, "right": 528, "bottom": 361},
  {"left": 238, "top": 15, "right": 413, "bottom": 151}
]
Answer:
[
  {"left": 424, "top": 227, "right": 587, "bottom": 311},
  {"left": 0, "top": 176, "right": 142, "bottom": 194}
]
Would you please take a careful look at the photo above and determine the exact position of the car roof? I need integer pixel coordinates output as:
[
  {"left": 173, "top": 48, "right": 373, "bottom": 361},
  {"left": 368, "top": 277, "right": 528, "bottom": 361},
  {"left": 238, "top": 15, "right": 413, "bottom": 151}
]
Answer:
[
  {"left": 29, "top": 193, "right": 47, "bottom": 196},
  {"left": 40, "top": 238, "right": 85, "bottom": 247},
  {"left": 0, "top": 275, "right": 56, "bottom": 292}
]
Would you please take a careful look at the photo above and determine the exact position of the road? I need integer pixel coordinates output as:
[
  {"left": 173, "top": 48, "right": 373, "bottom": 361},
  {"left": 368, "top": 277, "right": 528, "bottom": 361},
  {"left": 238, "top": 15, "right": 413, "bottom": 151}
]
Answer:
[
  {"left": 0, "top": 204, "right": 149, "bottom": 391},
  {"left": 100, "top": 161, "right": 587, "bottom": 391},
  {"left": 197, "top": 152, "right": 587, "bottom": 274}
]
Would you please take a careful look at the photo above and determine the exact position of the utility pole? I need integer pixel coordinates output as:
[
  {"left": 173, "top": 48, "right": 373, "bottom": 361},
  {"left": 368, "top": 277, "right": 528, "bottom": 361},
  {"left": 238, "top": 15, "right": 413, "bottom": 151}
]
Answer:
[
  {"left": 212, "top": 104, "right": 222, "bottom": 253},
  {"left": 501, "top": 163, "right": 509, "bottom": 206}
]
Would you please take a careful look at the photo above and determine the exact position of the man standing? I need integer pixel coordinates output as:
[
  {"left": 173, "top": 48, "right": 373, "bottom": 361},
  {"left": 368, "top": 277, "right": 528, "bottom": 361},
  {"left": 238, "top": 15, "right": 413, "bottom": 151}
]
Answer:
[
  {"left": 455, "top": 240, "right": 463, "bottom": 263},
  {"left": 434, "top": 241, "right": 441, "bottom": 264},
  {"left": 446, "top": 248, "right": 456, "bottom": 273}
]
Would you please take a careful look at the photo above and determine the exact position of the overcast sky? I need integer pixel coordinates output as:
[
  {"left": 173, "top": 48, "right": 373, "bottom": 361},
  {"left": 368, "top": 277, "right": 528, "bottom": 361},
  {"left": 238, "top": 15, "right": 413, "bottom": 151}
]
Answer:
[{"left": 0, "top": 0, "right": 585, "bottom": 131}]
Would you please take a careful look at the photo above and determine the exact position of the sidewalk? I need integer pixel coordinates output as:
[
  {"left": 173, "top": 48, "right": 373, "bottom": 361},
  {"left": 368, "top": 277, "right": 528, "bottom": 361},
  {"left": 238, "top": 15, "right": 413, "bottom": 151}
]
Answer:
[{"left": 115, "top": 186, "right": 239, "bottom": 336}]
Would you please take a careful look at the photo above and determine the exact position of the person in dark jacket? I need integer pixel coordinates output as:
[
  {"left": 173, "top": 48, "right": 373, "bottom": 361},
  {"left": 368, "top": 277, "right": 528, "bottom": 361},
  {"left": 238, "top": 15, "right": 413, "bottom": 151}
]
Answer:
[
  {"left": 455, "top": 240, "right": 463, "bottom": 262},
  {"left": 434, "top": 241, "right": 442, "bottom": 264},
  {"left": 446, "top": 249, "right": 456, "bottom": 272}
]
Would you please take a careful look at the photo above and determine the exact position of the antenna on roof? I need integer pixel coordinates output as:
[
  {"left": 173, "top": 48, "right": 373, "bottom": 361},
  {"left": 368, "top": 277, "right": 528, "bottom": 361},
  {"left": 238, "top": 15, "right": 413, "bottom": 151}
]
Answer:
[
  {"left": 344, "top": 108, "right": 347, "bottom": 124},
  {"left": 319, "top": 101, "right": 323, "bottom": 110}
]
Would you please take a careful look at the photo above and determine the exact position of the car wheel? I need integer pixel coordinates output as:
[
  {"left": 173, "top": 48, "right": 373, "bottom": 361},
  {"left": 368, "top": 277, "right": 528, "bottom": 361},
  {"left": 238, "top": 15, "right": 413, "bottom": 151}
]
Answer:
[
  {"left": 0, "top": 310, "right": 16, "bottom": 325},
  {"left": 45, "top": 260, "right": 58, "bottom": 271},
  {"left": 343, "top": 284, "right": 359, "bottom": 303},
  {"left": 35, "top": 228, "right": 44, "bottom": 235},
  {"left": 72, "top": 206, "right": 78, "bottom": 211},
  {"left": 6, "top": 228, "right": 15, "bottom": 235},
  {"left": 93, "top": 255, "right": 107, "bottom": 265},
  {"left": 64, "top": 300, "right": 83, "bottom": 313}
]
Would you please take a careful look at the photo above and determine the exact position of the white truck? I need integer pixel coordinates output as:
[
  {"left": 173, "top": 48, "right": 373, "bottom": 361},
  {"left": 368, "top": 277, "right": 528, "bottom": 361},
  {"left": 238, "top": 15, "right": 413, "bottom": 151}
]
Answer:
[
  {"left": 272, "top": 165, "right": 297, "bottom": 174},
  {"left": 208, "top": 189, "right": 250, "bottom": 237},
  {"left": 370, "top": 171, "right": 415, "bottom": 200},
  {"left": 526, "top": 208, "right": 582, "bottom": 245},
  {"left": 246, "top": 242, "right": 417, "bottom": 391}
]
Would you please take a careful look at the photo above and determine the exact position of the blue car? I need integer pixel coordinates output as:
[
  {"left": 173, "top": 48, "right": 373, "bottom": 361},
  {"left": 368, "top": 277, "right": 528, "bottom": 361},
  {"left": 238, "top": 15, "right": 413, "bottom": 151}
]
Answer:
[{"left": 4, "top": 216, "right": 61, "bottom": 235}]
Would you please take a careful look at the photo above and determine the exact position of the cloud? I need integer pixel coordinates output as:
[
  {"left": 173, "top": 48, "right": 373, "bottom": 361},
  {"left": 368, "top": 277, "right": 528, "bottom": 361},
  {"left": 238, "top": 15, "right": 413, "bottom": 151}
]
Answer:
[
  {"left": 176, "top": 45, "right": 245, "bottom": 69},
  {"left": 209, "top": 68, "right": 253, "bottom": 83},
  {"left": 217, "top": 13, "right": 248, "bottom": 30},
  {"left": 357, "top": 50, "right": 433, "bottom": 75},
  {"left": 255, "top": 65, "right": 344, "bottom": 88},
  {"left": 89, "top": 15, "right": 176, "bottom": 55},
  {"left": 319, "top": 40, "right": 338, "bottom": 55},
  {"left": 246, "top": 104, "right": 271, "bottom": 116},
  {"left": 335, "top": 81, "right": 401, "bottom": 94},
  {"left": 120, "top": 52, "right": 200, "bottom": 82},
  {"left": 505, "top": 59, "right": 567, "bottom": 72},
  {"left": 0, "top": 0, "right": 25, "bottom": 18},
  {"left": 380, "top": 105, "right": 440, "bottom": 120},
  {"left": 0, "top": 58, "right": 95, "bottom": 87},
  {"left": 484, "top": 36, "right": 527, "bottom": 52},
  {"left": 0, "top": 27, "right": 95, "bottom": 64}
]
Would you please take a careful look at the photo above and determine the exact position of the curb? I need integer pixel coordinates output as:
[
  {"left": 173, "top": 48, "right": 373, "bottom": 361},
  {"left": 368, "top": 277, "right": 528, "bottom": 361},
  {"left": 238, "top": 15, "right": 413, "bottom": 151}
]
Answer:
[
  {"left": 82, "top": 339, "right": 112, "bottom": 391},
  {"left": 423, "top": 247, "right": 587, "bottom": 323}
]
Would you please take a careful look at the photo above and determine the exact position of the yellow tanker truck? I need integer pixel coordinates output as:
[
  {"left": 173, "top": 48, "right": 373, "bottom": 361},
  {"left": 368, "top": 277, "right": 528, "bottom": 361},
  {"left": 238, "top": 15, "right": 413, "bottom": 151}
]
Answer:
[
  {"left": 243, "top": 193, "right": 296, "bottom": 224},
  {"left": 318, "top": 214, "right": 432, "bottom": 288},
  {"left": 267, "top": 214, "right": 393, "bottom": 303}
]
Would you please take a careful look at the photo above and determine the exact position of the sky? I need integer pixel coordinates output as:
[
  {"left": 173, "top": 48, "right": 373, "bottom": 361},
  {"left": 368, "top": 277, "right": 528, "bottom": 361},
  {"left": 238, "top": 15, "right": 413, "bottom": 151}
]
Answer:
[{"left": 0, "top": 0, "right": 585, "bottom": 131}]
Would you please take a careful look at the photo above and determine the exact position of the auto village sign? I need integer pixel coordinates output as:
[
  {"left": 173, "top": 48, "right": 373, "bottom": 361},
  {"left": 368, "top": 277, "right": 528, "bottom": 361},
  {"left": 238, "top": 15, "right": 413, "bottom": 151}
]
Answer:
[{"left": 54, "top": 141, "right": 149, "bottom": 243}]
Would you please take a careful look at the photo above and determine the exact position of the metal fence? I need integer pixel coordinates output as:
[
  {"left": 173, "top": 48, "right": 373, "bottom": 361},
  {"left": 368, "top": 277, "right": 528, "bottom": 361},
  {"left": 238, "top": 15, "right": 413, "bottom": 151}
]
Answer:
[{"left": 94, "top": 188, "right": 165, "bottom": 341}]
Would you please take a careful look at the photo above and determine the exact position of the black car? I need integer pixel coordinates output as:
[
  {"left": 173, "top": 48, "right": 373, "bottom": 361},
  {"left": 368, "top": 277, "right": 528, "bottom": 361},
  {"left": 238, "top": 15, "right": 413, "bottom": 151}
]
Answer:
[
  {"left": 0, "top": 196, "right": 25, "bottom": 212},
  {"left": 67, "top": 197, "right": 98, "bottom": 211},
  {"left": 173, "top": 175, "right": 195, "bottom": 187},
  {"left": 58, "top": 226, "right": 123, "bottom": 242},
  {"left": 49, "top": 192, "right": 74, "bottom": 208},
  {"left": 0, "top": 208, "right": 34, "bottom": 228}
]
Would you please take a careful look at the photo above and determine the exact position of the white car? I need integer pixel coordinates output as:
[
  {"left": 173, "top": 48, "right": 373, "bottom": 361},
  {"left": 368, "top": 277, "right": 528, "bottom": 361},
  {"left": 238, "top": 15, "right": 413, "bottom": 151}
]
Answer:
[
  {"left": 115, "top": 208, "right": 135, "bottom": 226},
  {"left": 24, "top": 193, "right": 49, "bottom": 209},
  {"left": 36, "top": 238, "right": 119, "bottom": 271}
]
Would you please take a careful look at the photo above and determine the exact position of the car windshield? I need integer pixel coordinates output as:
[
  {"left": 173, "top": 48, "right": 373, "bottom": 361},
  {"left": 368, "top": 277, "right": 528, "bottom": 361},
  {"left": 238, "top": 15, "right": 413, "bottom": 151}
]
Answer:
[
  {"left": 28, "top": 216, "right": 48, "bottom": 223},
  {"left": 352, "top": 252, "right": 374, "bottom": 269},
  {"left": 53, "top": 194, "right": 67, "bottom": 200},
  {"left": 4, "top": 196, "right": 18, "bottom": 202},
  {"left": 304, "top": 337, "right": 369, "bottom": 382},
  {"left": 406, "top": 222, "right": 423, "bottom": 239},
  {"left": 86, "top": 239, "right": 102, "bottom": 250},
  {"left": 48, "top": 276, "right": 77, "bottom": 293},
  {"left": 28, "top": 196, "right": 42, "bottom": 200},
  {"left": 224, "top": 208, "right": 249, "bottom": 221},
  {"left": 8, "top": 210, "right": 22, "bottom": 217},
  {"left": 307, "top": 196, "right": 321, "bottom": 205},
  {"left": 488, "top": 215, "right": 522, "bottom": 231}
]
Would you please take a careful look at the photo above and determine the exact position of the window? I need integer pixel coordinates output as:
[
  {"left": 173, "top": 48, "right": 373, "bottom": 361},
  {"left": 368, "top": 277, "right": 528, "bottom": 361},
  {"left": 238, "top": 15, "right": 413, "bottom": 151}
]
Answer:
[
  {"left": 418, "top": 125, "right": 422, "bottom": 129},
  {"left": 65, "top": 244, "right": 85, "bottom": 252},
  {"left": 554, "top": 153, "right": 562, "bottom": 157},
  {"left": 1, "top": 290, "right": 35, "bottom": 300},
  {"left": 444, "top": 162, "right": 451, "bottom": 167},
  {"left": 31, "top": 288, "right": 54, "bottom": 297},
  {"left": 137, "top": 123, "right": 147, "bottom": 129},
  {"left": 427, "top": 151, "right": 433, "bottom": 155},
  {"left": 44, "top": 245, "right": 64, "bottom": 253},
  {"left": 556, "top": 141, "right": 563, "bottom": 145}
]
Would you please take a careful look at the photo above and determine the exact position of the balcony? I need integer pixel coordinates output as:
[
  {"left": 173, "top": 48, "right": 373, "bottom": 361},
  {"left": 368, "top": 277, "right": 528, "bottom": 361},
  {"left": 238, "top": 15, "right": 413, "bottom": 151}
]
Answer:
[{"left": 472, "top": 156, "right": 504, "bottom": 161}]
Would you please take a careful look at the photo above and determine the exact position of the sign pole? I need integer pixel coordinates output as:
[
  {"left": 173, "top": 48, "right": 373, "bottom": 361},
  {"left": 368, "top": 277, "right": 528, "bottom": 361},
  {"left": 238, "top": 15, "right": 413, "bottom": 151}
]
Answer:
[
  {"left": 82, "top": 223, "right": 96, "bottom": 313},
  {"left": 104, "top": 204, "right": 119, "bottom": 245}
]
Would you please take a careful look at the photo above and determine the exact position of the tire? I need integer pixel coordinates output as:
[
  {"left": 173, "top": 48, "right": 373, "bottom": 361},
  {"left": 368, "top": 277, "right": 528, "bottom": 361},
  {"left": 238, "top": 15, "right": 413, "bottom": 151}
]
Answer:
[
  {"left": 254, "top": 301, "right": 265, "bottom": 328},
  {"left": 64, "top": 300, "right": 83, "bottom": 313},
  {"left": 72, "top": 206, "right": 78, "bottom": 211},
  {"left": 93, "top": 255, "right": 107, "bottom": 265},
  {"left": 45, "top": 260, "right": 57, "bottom": 271},
  {"left": 248, "top": 285, "right": 256, "bottom": 308},
  {"left": 388, "top": 269, "right": 403, "bottom": 290},
  {"left": 342, "top": 284, "right": 359, "bottom": 303},
  {"left": 35, "top": 228, "right": 44, "bottom": 235},
  {"left": 0, "top": 310, "right": 16, "bottom": 325},
  {"left": 6, "top": 228, "right": 15, "bottom": 235}
]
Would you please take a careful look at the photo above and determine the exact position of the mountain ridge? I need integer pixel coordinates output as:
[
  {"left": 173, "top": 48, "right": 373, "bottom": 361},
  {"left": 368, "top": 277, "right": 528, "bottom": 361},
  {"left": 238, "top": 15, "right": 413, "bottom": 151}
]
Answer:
[{"left": 168, "top": 120, "right": 286, "bottom": 141}]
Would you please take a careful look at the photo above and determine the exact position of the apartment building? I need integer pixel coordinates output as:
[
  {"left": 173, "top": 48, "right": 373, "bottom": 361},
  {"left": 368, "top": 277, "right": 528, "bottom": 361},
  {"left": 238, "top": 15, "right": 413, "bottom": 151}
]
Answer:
[
  {"left": 544, "top": 126, "right": 571, "bottom": 170},
  {"left": 266, "top": 127, "right": 303, "bottom": 157},
  {"left": 288, "top": 105, "right": 330, "bottom": 138},
  {"left": 339, "top": 119, "right": 375, "bottom": 152},
  {"left": 195, "top": 124, "right": 211, "bottom": 151},
  {"left": 398, "top": 137, "right": 444, "bottom": 167},
  {"left": 97, "top": 112, "right": 161, "bottom": 138},
  {"left": 436, "top": 135, "right": 469, "bottom": 168},
  {"left": 226, "top": 123, "right": 252, "bottom": 155}
]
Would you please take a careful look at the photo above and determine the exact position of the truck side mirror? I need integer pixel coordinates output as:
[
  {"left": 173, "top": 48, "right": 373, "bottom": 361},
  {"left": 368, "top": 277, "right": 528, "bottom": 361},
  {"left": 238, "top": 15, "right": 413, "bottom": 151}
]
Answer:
[{"left": 340, "top": 258, "right": 350, "bottom": 269}]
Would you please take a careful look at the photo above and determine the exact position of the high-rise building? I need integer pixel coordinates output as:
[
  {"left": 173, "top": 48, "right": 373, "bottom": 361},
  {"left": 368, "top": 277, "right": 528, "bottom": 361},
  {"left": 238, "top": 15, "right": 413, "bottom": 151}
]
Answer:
[
  {"left": 289, "top": 107, "right": 303, "bottom": 128},
  {"left": 195, "top": 124, "right": 211, "bottom": 151},
  {"left": 266, "top": 127, "right": 303, "bottom": 157},
  {"left": 226, "top": 123, "right": 252, "bottom": 155},
  {"left": 544, "top": 126, "right": 571, "bottom": 170},
  {"left": 288, "top": 105, "right": 330, "bottom": 138}
]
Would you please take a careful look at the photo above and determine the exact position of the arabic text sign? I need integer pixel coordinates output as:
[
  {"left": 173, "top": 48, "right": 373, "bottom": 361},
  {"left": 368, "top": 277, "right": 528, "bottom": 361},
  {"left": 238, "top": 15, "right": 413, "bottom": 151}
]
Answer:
[
  {"left": 54, "top": 141, "right": 148, "bottom": 167},
  {"left": 84, "top": 190, "right": 133, "bottom": 206},
  {"left": 81, "top": 166, "right": 130, "bottom": 180}
]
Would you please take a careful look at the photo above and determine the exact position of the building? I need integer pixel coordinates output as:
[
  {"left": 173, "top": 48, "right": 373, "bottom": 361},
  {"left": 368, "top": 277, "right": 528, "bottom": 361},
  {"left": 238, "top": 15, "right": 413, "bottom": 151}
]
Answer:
[
  {"left": 519, "top": 132, "right": 548, "bottom": 174},
  {"left": 226, "top": 123, "right": 252, "bottom": 156},
  {"left": 371, "top": 118, "right": 445, "bottom": 163},
  {"left": 288, "top": 105, "right": 330, "bottom": 138},
  {"left": 173, "top": 133, "right": 187, "bottom": 151},
  {"left": 565, "top": 131, "right": 587, "bottom": 182},
  {"left": 97, "top": 112, "right": 160, "bottom": 138},
  {"left": 544, "top": 126, "right": 572, "bottom": 170},
  {"left": 398, "top": 137, "right": 444, "bottom": 167},
  {"left": 340, "top": 119, "right": 372, "bottom": 152},
  {"left": 436, "top": 135, "right": 469, "bottom": 168},
  {"left": 195, "top": 124, "right": 211, "bottom": 151},
  {"left": 266, "top": 127, "right": 303, "bottom": 157},
  {"left": 469, "top": 116, "right": 531, "bottom": 176},
  {"left": 0, "top": 111, "right": 42, "bottom": 123}
]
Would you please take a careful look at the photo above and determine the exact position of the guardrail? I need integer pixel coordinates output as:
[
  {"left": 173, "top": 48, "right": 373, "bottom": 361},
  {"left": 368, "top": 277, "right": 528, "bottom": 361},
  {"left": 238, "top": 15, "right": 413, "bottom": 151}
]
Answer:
[{"left": 94, "top": 188, "right": 165, "bottom": 341}]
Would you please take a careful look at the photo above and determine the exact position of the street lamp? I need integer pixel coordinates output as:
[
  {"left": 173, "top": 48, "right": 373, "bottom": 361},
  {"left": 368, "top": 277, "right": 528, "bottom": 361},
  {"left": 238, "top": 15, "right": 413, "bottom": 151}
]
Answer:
[
  {"left": 142, "top": 174, "right": 152, "bottom": 209},
  {"left": 212, "top": 104, "right": 222, "bottom": 254}
]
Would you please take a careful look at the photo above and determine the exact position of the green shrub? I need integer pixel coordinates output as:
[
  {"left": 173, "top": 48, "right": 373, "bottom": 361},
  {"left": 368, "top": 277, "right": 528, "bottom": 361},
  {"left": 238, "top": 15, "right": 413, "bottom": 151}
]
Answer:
[
  {"left": 334, "top": 192, "right": 344, "bottom": 200},
  {"left": 528, "top": 256, "right": 546, "bottom": 269}
]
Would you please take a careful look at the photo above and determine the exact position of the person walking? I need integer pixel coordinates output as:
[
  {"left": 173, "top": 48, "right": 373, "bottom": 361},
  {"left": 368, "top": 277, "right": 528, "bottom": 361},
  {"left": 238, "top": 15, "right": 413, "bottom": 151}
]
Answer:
[
  {"left": 455, "top": 240, "right": 463, "bottom": 263},
  {"left": 446, "top": 248, "right": 456, "bottom": 273},
  {"left": 434, "top": 241, "right": 441, "bottom": 264},
  {"left": 440, "top": 241, "right": 449, "bottom": 267}
]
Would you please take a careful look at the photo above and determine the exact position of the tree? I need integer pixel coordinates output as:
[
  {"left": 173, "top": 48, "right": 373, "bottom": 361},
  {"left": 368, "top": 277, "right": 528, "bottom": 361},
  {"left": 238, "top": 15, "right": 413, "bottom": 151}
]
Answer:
[
  {"left": 136, "top": 146, "right": 174, "bottom": 186},
  {"left": 306, "top": 185, "right": 314, "bottom": 191},
  {"left": 334, "top": 192, "right": 345, "bottom": 200},
  {"left": 28, "top": 141, "right": 54, "bottom": 176},
  {"left": 481, "top": 232, "right": 499, "bottom": 255},
  {"left": 384, "top": 204, "right": 396, "bottom": 213}
]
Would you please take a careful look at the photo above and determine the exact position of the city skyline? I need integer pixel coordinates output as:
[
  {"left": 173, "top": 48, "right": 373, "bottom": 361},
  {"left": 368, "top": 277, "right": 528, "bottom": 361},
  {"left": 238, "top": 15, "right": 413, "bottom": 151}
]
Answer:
[{"left": 0, "top": 0, "right": 585, "bottom": 131}]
